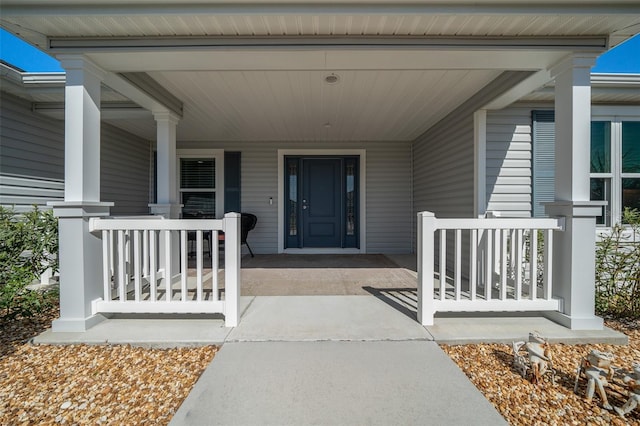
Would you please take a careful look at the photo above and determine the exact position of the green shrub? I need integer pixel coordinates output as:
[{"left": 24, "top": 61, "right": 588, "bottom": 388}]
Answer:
[
  {"left": 595, "top": 208, "right": 640, "bottom": 318},
  {"left": 0, "top": 206, "right": 59, "bottom": 319}
]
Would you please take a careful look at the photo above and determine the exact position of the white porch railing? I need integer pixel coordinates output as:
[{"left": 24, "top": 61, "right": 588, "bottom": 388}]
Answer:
[
  {"left": 88, "top": 212, "right": 241, "bottom": 327},
  {"left": 417, "top": 211, "right": 565, "bottom": 325}
]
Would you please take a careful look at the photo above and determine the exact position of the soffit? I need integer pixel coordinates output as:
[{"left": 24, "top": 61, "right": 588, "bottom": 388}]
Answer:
[{"left": 146, "top": 69, "right": 500, "bottom": 142}]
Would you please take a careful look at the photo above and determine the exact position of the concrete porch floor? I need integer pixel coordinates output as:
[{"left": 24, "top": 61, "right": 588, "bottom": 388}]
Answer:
[{"left": 34, "top": 254, "right": 627, "bottom": 346}]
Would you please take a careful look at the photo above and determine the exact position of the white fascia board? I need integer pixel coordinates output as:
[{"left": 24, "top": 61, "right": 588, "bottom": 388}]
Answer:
[{"left": 3, "top": 1, "right": 640, "bottom": 15}]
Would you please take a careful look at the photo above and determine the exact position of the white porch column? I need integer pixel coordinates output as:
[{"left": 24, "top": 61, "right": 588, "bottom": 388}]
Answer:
[
  {"left": 49, "top": 56, "right": 112, "bottom": 332},
  {"left": 544, "top": 54, "right": 604, "bottom": 330},
  {"left": 149, "top": 111, "right": 182, "bottom": 218}
]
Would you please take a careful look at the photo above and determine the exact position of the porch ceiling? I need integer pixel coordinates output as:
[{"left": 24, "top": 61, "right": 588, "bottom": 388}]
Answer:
[{"left": 2, "top": 1, "right": 639, "bottom": 142}]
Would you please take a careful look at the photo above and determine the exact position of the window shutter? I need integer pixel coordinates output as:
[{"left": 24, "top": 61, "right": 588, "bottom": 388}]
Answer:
[
  {"left": 532, "top": 111, "right": 555, "bottom": 218},
  {"left": 224, "top": 152, "right": 241, "bottom": 213}
]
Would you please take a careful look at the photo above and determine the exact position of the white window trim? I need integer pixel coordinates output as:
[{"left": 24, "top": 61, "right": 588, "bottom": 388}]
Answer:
[
  {"left": 591, "top": 108, "right": 640, "bottom": 226},
  {"left": 277, "top": 149, "right": 366, "bottom": 254},
  {"left": 176, "top": 149, "right": 224, "bottom": 218}
]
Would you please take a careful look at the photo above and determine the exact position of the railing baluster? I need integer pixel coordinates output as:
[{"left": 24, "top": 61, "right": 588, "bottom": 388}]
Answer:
[
  {"left": 516, "top": 229, "right": 523, "bottom": 300},
  {"left": 196, "top": 231, "right": 203, "bottom": 302},
  {"left": 180, "top": 230, "right": 188, "bottom": 302},
  {"left": 470, "top": 229, "right": 477, "bottom": 301},
  {"left": 500, "top": 229, "right": 507, "bottom": 300},
  {"left": 485, "top": 229, "right": 492, "bottom": 300},
  {"left": 124, "top": 230, "right": 131, "bottom": 283},
  {"left": 149, "top": 230, "right": 157, "bottom": 302},
  {"left": 530, "top": 229, "right": 538, "bottom": 300},
  {"left": 143, "top": 229, "right": 149, "bottom": 277},
  {"left": 102, "top": 230, "right": 111, "bottom": 301},
  {"left": 117, "top": 230, "right": 126, "bottom": 301},
  {"left": 109, "top": 229, "right": 115, "bottom": 288},
  {"left": 212, "top": 230, "right": 219, "bottom": 301},
  {"left": 165, "top": 230, "right": 172, "bottom": 302},
  {"left": 133, "top": 230, "right": 141, "bottom": 302},
  {"left": 544, "top": 229, "right": 553, "bottom": 300},
  {"left": 455, "top": 229, "right": 461, "bottom": 300},
  {"left": 439, "top": 229, "right": 446, "bottom": 300}
]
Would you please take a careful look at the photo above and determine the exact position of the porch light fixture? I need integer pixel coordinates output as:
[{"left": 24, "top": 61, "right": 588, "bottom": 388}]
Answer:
[{"left": 324, "top": 73, "right": 339, "bottom": 84}]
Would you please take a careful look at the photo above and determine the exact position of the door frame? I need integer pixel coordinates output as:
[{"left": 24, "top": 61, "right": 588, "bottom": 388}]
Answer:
[{"left": 278, "top": 149, "right": 366, "bottom": 253}]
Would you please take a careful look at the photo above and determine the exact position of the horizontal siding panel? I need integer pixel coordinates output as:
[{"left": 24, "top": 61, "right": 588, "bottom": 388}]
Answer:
[
  {"left": 487, "top": 159, "right": 530, "bottom": 169},
  {"left": 487, "top": 168, "right": 531, "bottom": 177},
  {"left": 0, "top": 194, "right": 63, "bottom": 206},
  {"left": 486, "top": 132, "right": 531, "bottom": 143},
  {"left": 487, "top": 202, "right": 532, "bottom": 211},
  {"left": 486, "top": 142, "right": 531, "bottom": 152},
  {"left": 488, "top": 193, "right": 531, "bottom": 202},
  {"left": 486, "top": 150, "right": 531, "bottom": 160},
  {"left": 0, "top": 185, "right": 63, "bottom": 198},
  {"left": 0, "top": 175, "right": 64, "bottom": 190},
  {"left": 488, "top": 185, "right": 532, "bottom": 194}
]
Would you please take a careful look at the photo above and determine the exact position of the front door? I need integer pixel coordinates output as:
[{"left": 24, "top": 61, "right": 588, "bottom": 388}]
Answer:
[
  {"left": 285, "top": 156, "right": 359, "bottom": 249},
  {"left": 302, "top": 158, "right": 342, "bottom": 247}
]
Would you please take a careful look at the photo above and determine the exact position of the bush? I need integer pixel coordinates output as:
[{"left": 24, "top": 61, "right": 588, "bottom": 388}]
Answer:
[
  {"left": 595, "top": 208, "right": 640, "bottom": 318},
  {"left": 0, "top": 206, "right": 59, "bottom": 319}
]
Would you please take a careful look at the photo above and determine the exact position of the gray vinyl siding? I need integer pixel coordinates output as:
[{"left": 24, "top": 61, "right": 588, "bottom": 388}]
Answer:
[
  {"left": 0, "top": 92, "right": 151, "bottom": 213},
  {"left": 485, "top": 106, "right": 534, "bottom": 217},
  {"left": 178, "top": 140, "right": 413, "bottom": 254},
  {"left": 413, "top": 71, "right": 534, "bottom": 221},
  {"left": 101, "top": 123, "right": 152, "bottom": 216},
  {"left": 413, "top": 115, "right": 474, "bottom": 218},
  {"left": 0, "top": 93, "right": 65, "bottom": 210}
]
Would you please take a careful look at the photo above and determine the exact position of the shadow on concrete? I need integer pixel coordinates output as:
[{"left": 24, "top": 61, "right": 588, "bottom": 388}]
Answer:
[{"left": 363, "top": 286, "right": 418, "bottom": 321}]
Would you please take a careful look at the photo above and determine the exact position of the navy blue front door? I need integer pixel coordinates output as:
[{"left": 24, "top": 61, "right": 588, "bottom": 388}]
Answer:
[
  {"left": 302, "top": 159, "right": 342, "bottom": 247},
  {"left": 284, "top": 156, "right": 359, "bottom": 249}
]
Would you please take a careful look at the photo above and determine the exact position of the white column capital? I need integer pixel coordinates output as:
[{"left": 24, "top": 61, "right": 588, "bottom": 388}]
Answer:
[
  {"left": 549, "top": 53, "right": 598, "bottom": 79},
  {"left": 57, "top": 54, "right": 106, "bottom": 81},
  {"left": 153, "top": 110, "right": 181, "bottom": 125}
]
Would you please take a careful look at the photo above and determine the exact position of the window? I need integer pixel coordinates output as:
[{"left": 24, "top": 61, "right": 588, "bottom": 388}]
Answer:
[
  {"left": 590, "top": 119, "right": 640, "bottom": 225},
  {"left": 178, "top": 151, "right": 224, "bottom": 218}
]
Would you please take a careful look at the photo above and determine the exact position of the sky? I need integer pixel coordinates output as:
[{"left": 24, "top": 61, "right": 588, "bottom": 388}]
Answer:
[{"left": 0, "top": 27, "right": 639, "bottom": 73}]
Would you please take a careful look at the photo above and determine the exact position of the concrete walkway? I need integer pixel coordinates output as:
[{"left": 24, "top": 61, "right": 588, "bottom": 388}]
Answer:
[
  {"left": 169, "top": 296, "right": 506, "bottom": 426},
  {"left": 170, "top": 341, "right": 506, "bottom": 426}
]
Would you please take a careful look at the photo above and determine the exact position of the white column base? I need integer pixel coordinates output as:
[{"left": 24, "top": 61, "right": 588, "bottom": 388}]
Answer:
[
  {"left": 149, "top": 203, "right": 182, "bottom": 218},
  {"left": 52, "top": 313, "right": 108, "bottom": 332},
  {"left": 543, "top": 311, "right": 604, "bottom": 331},
  {"left": 544, "top": 200, "right": 606, "bottom": 331},
  {"left": 48, "top": 201, "right": 113, "bottom": 333}
]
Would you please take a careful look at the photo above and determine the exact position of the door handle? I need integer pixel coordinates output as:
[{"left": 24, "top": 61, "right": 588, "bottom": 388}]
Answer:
[{"left": 302, "top": 199, "right": 308, "bottom": 210}]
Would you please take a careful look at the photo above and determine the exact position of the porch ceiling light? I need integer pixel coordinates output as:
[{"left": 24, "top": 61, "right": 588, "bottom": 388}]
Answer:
[{"left": 324, "top": 73, "right": 339, "bottom": 84}]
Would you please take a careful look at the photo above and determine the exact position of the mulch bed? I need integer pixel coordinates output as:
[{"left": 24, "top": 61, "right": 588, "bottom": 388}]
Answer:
[
  {"left": 442, "top": 319, "right": 640, "bottom": 425},
  {"left": 0, "top": 307, "right": 217, "bottom": 425}
]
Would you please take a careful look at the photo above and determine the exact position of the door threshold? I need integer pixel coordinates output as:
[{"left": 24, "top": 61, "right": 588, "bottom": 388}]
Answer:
[{"left": 283, "top": 248, "right": 362, "bottom": 254}]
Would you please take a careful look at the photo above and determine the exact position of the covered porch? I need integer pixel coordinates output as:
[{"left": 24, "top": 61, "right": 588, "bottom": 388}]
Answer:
[{"left": 3, "top": 1, "right": 636, "bottom": 333}]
